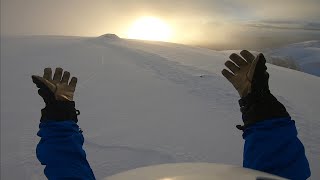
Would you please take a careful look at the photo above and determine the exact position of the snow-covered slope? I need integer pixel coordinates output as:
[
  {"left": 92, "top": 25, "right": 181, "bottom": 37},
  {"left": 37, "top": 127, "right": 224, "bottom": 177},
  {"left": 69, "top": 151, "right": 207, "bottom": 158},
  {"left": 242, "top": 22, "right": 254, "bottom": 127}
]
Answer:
[
  {"left": 1, "top": 36, "right": 319, "bottom": 180},
  {"left": 265, "top": 40, "right": 320, "bottom": 77}
]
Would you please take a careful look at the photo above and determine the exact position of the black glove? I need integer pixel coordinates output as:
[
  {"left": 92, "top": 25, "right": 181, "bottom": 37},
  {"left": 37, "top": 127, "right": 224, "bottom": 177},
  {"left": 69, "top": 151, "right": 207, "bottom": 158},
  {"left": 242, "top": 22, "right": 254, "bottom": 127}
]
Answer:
[
  {"left": 222, "top": 50, "right": 289, "bottom": 130},
  {"left": 32, "top": 68, "right": 79, "bottom": 123}
]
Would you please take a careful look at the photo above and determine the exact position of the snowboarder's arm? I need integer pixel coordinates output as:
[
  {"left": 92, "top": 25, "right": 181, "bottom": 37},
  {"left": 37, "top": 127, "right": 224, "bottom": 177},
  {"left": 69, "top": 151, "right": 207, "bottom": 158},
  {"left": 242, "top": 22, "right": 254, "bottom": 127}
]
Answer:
[
  {"left": 222, "top": 50, "right": 310, "bottom": 179},
  {"left": 37, "top": 121, "right": 95, "bottom": 180},
  {"left": 242, "top": 117, "right": 310, "bottom": 179},
  {"left": 32, "top": 68, "right": 95, "bottom": 179}
]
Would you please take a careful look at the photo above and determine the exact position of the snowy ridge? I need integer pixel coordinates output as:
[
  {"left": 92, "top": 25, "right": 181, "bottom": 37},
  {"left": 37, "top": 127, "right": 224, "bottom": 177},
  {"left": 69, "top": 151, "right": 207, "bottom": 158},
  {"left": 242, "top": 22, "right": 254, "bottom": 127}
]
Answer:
[{"left": 1, "top": 36, "right": 319, "bottom": 179}]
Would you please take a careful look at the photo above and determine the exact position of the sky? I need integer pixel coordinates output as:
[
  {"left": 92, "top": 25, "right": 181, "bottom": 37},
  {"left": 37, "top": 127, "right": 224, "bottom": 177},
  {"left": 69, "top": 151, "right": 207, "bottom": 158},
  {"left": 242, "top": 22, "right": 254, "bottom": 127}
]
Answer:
[{"left": 1, "top": 0, "right": 320, "bottom": 49}]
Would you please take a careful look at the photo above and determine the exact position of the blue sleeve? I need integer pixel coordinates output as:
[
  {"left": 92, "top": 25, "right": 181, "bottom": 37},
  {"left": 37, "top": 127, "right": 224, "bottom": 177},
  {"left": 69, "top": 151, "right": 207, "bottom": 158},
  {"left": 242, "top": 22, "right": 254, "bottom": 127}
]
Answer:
[
  {"left": 243, "top": 117, "right": 311, "bottom": 179},
  {"left": 36, "top": 121, "right": 96, "bottom": 180}
]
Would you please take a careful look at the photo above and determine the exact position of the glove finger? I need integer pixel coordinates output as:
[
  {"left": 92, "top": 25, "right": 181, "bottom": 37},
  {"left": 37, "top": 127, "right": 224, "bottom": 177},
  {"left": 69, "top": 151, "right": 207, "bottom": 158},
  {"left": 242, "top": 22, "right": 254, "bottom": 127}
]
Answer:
[
  {"left": 247, "top": 53, "right": 267, "bottom": 82},
  {"left": 240, "top": 50, "right": 255, "bottom": 63},
  {"left": 32, "top": 75, "right": 47, "bottom": 89},
  {"left": 254, "top": 53, "right": 268, "bottom": 78},
  {"left": 61, "top": 71, "right": 71, "bottom": 84},
  {"left": 257, "top": 53, "right": 267, "bottom": 70},
  {"left": 69, "top": 77, "right": 78, "bottom": 89},
  {"left": 229, "top": 53, "right": 248, "bottom": 67},
  {"left": 43, "top": 68, "right": 52, "bottom": 80},
  {"left": 32, "top": 75, "right": 56, "bottom": 92},
  {"left": 53, "top": 67, "right": 63, "bottom": 82},
  {"left": 225, "top": 61, "right": 240, "bottom": 74},
  {"left": 222, "top": 69, "right": 235, "bottom": 84}
]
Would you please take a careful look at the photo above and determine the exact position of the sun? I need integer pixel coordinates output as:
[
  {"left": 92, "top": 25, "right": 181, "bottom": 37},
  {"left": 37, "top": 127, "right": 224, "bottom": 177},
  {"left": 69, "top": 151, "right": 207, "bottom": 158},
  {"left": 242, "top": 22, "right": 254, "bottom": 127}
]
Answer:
[{"left": 127, "top": 16, "right": 172, "bottom": 42}]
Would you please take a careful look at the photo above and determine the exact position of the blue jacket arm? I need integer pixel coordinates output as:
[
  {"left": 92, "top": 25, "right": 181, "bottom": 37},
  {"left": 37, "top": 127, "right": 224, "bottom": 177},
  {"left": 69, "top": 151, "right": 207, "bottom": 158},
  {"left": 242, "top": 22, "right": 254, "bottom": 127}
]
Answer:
[
  {"left": 243, "top": 117, "right": 310, "bottom": 179},
  {"left": 37, "top": 121, "right": 95, "bottom": 180}
]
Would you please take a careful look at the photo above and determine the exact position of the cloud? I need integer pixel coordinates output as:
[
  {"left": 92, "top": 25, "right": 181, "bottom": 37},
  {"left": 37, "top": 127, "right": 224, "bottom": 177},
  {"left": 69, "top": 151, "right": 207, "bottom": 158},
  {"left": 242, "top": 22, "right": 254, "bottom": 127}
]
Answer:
[
  {"left": 1, "top": 0, "right": 319, "bottom": 48},
  {"left": 238, "top": 0, "right": 320, "bottom": 21},
  {"left": 244, "top": 20, "right": 320, "bottom": 31}
]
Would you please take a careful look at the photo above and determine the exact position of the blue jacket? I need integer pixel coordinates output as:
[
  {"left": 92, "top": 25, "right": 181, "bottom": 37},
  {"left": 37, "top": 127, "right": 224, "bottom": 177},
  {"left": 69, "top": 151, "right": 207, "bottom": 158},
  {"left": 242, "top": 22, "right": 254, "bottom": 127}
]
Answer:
[
  {"left": 243, "top": 117, "right": 310, "bottom": 179},
  {"left": 37, "top": 117, "right": 310, "bottom": 180},
  {"left": 37, "top": 121, "right": 96, "bottom": 180}
]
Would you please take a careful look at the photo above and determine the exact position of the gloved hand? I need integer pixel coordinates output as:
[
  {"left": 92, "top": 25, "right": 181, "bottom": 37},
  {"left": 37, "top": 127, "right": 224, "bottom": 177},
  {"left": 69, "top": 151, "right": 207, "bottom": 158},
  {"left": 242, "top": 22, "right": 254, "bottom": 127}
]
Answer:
[
  {"left": 32, "top": 68, "right": 79, "bottom": 122},
  {"left": 32, "top": 67, "right": 77, "bottom": 102},
  {"left": 222, "top": 50, "right": 269, "bottom": 98},
  {"left": 222, "top": 50, "right": 289, "bottom": 130}
]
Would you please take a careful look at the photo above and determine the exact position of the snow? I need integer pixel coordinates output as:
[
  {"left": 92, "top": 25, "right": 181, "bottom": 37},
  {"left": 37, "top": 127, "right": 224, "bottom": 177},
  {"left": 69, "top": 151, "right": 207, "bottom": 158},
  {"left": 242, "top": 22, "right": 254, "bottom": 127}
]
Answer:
[
  {"left": 265, "top": 40, "right": 320, "bottom": 77},
  {"left": 1, "top": 36, "right": 319, "bottom": 180}
]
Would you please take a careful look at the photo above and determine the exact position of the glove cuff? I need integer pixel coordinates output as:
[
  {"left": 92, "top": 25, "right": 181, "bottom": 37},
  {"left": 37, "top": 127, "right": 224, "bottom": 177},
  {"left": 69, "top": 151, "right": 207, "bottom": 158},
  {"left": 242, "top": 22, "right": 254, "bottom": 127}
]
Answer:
[
  {"left": 41, "top": 101, "right": 79, "bottom": 123},
  {"left": 237, "top": 90, "right": 289, "bottom": 130}
]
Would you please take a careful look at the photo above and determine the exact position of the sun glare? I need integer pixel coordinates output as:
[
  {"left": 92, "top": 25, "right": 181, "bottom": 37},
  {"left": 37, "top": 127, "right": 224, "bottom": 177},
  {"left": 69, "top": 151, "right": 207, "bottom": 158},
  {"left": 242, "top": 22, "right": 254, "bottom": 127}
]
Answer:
[{"left": 127, "top": 17, "right": 172, "bottom": 42}]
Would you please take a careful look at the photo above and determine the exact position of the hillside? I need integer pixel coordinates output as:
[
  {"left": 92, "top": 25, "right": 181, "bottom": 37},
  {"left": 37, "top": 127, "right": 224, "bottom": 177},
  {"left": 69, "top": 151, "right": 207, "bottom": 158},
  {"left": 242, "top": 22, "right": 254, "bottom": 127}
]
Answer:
[{"left": 1, "top": 36, "right": 319, "bottom": 179}]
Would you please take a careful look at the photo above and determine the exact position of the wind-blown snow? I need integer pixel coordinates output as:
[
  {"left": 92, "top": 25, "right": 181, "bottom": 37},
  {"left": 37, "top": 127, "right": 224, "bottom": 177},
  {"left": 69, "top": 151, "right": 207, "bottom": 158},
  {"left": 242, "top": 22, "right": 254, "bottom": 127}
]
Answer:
[{"left": 1, "top": 36, "right": 319, "bottom": 180}]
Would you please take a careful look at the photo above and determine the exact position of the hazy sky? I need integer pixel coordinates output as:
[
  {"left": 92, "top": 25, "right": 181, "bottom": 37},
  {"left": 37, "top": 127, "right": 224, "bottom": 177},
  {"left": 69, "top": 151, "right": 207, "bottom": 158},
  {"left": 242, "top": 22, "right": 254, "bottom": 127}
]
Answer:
[{"left": 1, "top": 0, "right": 320, "bottom": 48}]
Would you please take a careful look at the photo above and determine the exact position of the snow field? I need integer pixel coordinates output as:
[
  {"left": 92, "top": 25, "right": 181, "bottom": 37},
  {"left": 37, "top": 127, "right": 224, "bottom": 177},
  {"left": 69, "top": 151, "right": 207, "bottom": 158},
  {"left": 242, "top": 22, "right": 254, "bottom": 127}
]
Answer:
[{"left": 1, "top": 36, "right": 319, "bottom": 179}]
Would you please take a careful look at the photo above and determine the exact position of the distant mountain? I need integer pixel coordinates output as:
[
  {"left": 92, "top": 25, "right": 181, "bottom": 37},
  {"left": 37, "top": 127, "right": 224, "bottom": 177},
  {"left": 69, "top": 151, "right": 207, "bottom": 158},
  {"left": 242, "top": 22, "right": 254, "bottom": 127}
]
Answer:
[
  {"left": 98, "top": 33, "right": 120, "bottom": 40},
  {"left": 265, "top": 40, "right": 320, "bottom": 77}
]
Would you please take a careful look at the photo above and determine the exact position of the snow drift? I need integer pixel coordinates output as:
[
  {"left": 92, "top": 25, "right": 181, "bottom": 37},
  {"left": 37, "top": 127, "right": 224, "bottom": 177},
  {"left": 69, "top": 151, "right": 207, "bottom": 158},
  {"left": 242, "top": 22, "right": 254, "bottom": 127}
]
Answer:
[{"left": 1, "top": 35, "right": 319, "bottom": 179}]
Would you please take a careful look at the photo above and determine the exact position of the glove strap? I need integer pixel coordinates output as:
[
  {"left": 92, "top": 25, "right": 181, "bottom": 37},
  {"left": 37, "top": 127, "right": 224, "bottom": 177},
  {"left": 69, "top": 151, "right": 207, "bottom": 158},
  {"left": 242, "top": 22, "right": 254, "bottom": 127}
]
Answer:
[
  {"left": 237, "top": 90, "right": 289, "bottom": 130},
  {"left": 41, "top": 101, "right": 79, "bottom": 123}
]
